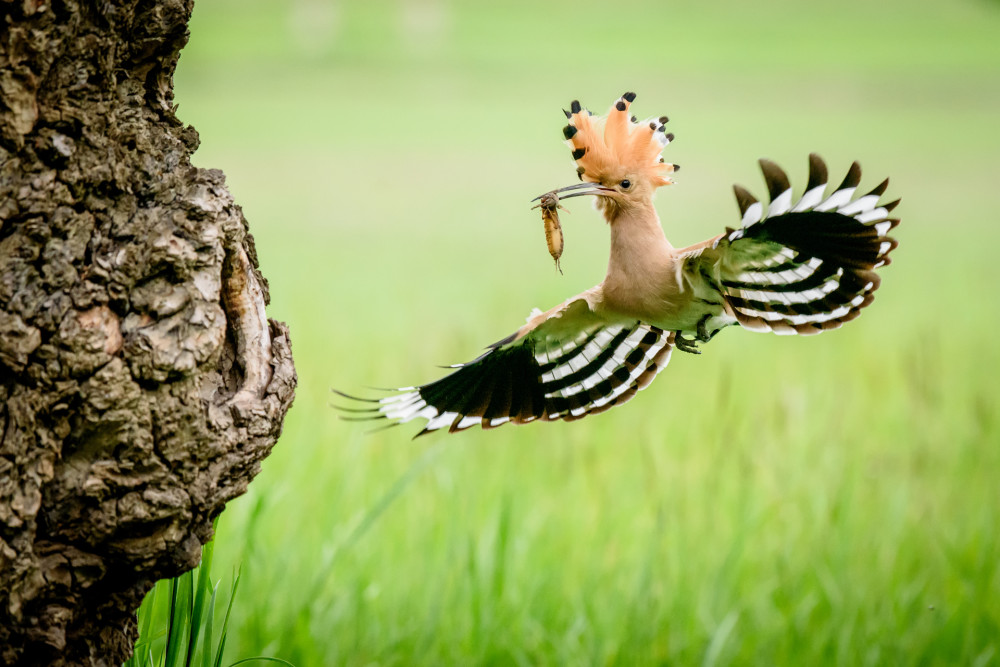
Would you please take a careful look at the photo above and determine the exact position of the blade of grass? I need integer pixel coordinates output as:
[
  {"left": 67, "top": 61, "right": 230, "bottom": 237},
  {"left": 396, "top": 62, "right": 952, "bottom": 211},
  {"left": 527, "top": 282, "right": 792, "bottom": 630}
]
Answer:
[
  {"left": 702, "top": 610, "right": 739, "bottom": 667},
  {"left": 214, "top": 566, "right": 242, "bottom": 667},
  {"left": 300, "top": 438, "right": 449, "bottom": 615},
  {"left": 342, "top": 439, "right": 446, "bottom": 553},
  {"left": 492, "top": 495, "right": 511, "bottom": 601},
  {"left": 165, "top": 571, "right": 193, "bottom": 666},
  {"left": 137, "top": 584, "right": 158, "bottom": 655},
  {"left": 163, "top": 577, "right": 180, "bottom": 666},
  {"left": 189, "top": 538, "right": 216, "bottom": 663},
  {"left": 202, "top": 582, "right": 220, "bottom": 667}
]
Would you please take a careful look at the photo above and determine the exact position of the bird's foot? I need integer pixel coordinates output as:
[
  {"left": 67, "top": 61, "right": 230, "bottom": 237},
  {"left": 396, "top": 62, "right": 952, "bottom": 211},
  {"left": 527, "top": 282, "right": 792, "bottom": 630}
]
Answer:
[
  {"left": 674, "top": 332, "right": 702, "bottom": 355},
  {"left": 676, "top": 315, "right": 720, "bottom": 354},
  {"left": 696, "top": 314, "right": 717, "bottom": 343}
]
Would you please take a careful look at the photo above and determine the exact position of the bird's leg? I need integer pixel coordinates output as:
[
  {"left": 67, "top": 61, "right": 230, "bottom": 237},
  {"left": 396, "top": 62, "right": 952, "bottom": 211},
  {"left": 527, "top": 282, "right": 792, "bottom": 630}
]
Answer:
[
  {"left": 696, "top": 313, "right": 717, "bottom": 343},
  {"left": 676, "top": 315, "right": 719, "bottom": 354},
  {"left": 673, "top": 331, "right": 702, "bottom": 355}
]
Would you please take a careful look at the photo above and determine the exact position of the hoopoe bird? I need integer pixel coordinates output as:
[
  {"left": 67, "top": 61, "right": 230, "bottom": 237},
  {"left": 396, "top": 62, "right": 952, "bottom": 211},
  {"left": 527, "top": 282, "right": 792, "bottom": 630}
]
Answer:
[{"left": 337, "top": 92, "right": 899, "bottom": 436}]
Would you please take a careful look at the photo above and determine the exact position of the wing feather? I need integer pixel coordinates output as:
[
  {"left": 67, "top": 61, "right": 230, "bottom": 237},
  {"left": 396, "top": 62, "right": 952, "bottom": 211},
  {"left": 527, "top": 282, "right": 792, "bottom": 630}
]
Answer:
[
  {"left": 336, "top": 295, "right": 675, "bottom": 435},
  {"left": 716, "top": 154, "right": 899, "bottom": 336}
]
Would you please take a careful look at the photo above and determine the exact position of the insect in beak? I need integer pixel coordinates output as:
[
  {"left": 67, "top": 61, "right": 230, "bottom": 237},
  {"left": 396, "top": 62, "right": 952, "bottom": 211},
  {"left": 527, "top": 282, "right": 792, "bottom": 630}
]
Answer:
[
  {"left": 531, "top": 182, "right": 615, "bottom": 203},
  {"left": 531, "top": 192, "right": 567, "bottom": 274}
]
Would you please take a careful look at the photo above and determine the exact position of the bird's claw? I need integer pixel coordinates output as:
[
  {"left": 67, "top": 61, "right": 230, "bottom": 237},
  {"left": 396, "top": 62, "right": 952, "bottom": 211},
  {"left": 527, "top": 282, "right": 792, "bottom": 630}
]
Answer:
[
  {"left": 674, "top": 332, "right": 702, "bottom": 355},
  {"left": 676, "top": 315, "right": 717, "bottom": 354},
  {"left": 696, "top": 313, "right": 716, "bottom": 343}
]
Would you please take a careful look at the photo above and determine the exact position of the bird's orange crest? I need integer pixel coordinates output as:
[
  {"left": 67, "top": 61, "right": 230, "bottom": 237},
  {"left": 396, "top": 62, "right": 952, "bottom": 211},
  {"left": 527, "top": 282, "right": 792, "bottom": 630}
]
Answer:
[{"left": 563, "top": 92, "right": 676, "bottom": 188}]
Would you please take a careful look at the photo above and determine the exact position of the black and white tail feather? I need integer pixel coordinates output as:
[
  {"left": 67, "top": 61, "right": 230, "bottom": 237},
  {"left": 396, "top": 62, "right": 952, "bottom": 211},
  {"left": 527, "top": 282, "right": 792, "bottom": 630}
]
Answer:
[
  {"left": 713, "top": 153, "right": 899, "bottom": 335},
  {"left": 337, "top": 153, "right": 898, "bottom": 436}
]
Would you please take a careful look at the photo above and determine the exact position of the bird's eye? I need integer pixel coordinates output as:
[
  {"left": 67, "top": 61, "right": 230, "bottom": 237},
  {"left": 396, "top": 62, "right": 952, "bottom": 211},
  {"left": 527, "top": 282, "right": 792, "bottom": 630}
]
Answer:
[{"left": 620, "top": 179, "right": 631, "bottom": 189}]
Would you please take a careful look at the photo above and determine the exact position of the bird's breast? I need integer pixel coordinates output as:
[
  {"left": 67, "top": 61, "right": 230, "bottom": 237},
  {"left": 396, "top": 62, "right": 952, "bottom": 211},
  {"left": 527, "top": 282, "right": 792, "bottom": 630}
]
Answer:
[{"left": 600, "top": 255, "right": 727, "bottom": 333}]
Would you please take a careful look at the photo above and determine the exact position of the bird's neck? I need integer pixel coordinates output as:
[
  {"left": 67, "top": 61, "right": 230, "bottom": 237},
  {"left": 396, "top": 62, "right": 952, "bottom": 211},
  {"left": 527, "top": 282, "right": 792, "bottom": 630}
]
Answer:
[{"left": 605, "top": 201, "right": 674, "bottom": 277}]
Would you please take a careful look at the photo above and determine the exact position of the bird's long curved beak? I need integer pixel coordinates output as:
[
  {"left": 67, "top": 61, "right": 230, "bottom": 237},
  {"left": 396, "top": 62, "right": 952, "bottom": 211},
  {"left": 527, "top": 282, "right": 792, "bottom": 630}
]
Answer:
[{"left": 531, "top": 182, "right": 614, "bottom": 203}]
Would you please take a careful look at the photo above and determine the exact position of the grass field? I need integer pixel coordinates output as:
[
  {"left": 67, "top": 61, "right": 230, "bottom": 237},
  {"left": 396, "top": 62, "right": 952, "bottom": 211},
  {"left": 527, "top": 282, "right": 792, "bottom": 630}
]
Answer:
[{"left": 160, "top": 0, "right": 1000, "bottom": 664}]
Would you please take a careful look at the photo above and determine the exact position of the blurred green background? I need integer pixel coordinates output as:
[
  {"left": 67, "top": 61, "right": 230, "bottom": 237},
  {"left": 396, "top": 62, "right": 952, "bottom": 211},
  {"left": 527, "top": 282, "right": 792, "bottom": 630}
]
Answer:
[{"left": 172, "top": 0, "right": 999, "bottom": 664}]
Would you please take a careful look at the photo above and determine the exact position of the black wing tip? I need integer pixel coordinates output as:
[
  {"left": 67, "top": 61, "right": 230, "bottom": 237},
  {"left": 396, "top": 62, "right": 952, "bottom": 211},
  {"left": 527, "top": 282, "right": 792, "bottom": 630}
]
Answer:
[
  {"left": 866, "top": 177, "right": 890, "bottom": 198},
  {"left": 338, "top": 414, "right": 387, "bottom": 423},
  {"left": 331, "top": 387, "right": 381, "bottom": 403},
  {"left": 807, "top": 153, "right": 829, "bottom": 190},
  {"left": 758, "top": 158, "right": 791, "bottom": 201},
  {"left": 364, "top": 421, "right": 403, "bottom": 436},
  {"left": 733, "top": 184, "right": 759, "bottom": 216},
  {"left": 839, "top": 161, "right": 863, "bottom": 190},
  {"left": 331, "top": 403, "right": 381, "bottom": 414}
]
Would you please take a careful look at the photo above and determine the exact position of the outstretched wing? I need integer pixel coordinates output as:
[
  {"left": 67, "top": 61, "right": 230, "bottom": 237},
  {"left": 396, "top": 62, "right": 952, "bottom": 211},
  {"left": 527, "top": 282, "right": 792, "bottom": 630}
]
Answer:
[
  {"left": 336, "top": 295, "right": 675, "bottom": 436},
  {"left": 714, "top": 154, "right": 900, "bottom": 335}
]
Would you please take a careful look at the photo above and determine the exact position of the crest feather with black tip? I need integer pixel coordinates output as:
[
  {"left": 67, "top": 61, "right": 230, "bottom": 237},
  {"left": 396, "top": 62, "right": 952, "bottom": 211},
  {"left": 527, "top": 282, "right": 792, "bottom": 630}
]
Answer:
[{"left": 562, "top": 93, "right": 677, "bottom": 188}]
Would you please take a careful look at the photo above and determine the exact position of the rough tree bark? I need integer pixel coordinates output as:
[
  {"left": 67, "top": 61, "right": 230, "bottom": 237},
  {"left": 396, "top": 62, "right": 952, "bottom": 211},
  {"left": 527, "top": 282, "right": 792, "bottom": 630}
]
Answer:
[{"left": 0, "top": 1, "right": 297, "bottom": 664}]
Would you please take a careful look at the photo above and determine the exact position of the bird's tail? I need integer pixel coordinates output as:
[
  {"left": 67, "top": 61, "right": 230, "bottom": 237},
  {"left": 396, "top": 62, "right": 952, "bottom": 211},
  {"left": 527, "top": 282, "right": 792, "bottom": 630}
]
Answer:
[{"left": 715, "top": 154, "right": 900, "bottom": 335}]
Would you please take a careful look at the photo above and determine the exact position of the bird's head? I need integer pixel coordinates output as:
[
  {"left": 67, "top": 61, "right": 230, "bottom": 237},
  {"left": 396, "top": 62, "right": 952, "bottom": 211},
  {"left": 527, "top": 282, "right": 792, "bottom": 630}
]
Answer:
[{"left": 536, "top": 92, "right": 678, "bottom": 221}]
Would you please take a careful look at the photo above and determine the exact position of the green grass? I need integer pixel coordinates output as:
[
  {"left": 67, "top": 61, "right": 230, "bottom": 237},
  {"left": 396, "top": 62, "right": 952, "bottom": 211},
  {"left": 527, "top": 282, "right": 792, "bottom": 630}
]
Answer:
[
  {"left": 126, "top": 534, "right": 251, "bottom": 667},
  {"left": 147, "top": 0, "right": 1000, "bottom": 663}
]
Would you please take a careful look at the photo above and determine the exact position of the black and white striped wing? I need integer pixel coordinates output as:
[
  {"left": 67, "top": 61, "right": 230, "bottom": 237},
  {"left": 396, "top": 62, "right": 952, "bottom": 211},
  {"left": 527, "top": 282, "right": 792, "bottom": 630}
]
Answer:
[
  {"left": 715, "top": 154, "right": 900, "bottom": 335},
  {"left": 336, "top": 297, "right": 674, "bottom": 436}
]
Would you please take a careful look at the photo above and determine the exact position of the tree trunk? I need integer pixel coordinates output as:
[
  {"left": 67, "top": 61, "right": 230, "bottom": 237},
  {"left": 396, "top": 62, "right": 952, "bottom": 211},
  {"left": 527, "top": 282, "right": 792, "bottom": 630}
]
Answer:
[{"left": 0, "top": 1, "right": 297, "bottom": 664}]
